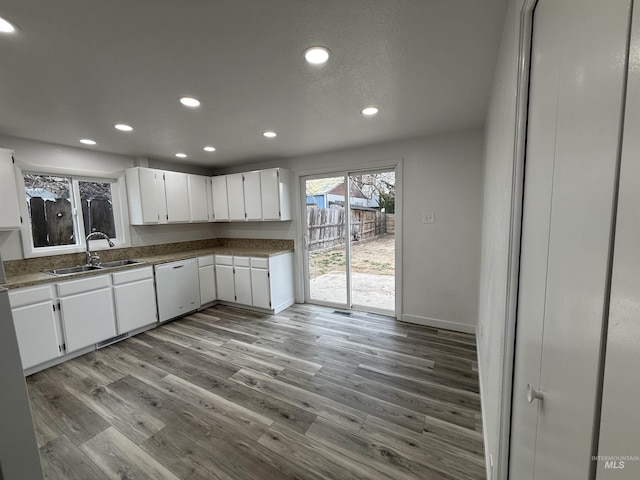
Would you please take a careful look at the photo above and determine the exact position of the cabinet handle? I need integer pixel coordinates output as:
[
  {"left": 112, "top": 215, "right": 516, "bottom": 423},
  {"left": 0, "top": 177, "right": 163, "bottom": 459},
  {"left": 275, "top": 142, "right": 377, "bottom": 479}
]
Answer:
[
  {"left": 173, "top": 265, "right": 184, "bottom": 269},
  {"left": 527, "top": 383, "right": 544, "bottom": 403}
]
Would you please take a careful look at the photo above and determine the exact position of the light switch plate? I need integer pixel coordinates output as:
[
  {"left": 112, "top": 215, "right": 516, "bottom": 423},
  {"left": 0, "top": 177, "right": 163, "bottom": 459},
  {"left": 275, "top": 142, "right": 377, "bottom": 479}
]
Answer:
[{"left": 422, "top": 211, "right": 435, "bottom": 224}]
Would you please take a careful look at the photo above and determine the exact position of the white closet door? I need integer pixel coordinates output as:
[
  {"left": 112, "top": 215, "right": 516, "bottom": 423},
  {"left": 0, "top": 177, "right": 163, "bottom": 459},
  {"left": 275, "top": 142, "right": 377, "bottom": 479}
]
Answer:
[
  {"left": 596, "top": 4, "right": 640, "bottom": 478},
  {"left": 510, "top": 1, "right": 631, "bottom": 479}
]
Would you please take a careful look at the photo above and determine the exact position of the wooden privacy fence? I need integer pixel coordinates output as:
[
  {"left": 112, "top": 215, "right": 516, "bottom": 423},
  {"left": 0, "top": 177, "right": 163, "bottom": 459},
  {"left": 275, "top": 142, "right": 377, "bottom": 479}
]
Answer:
[
  {"left": 28, "top": 197, "right": 115, "bottom": 247},
  {"left": 306, "top": 206, "right": 387, "bottom": 252}
]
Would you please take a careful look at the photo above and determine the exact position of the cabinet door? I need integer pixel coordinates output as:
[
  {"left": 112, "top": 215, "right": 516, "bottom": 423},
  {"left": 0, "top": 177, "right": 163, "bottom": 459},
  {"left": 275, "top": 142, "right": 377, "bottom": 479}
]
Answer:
[
  {"left": 164, "top": 171, "right": 190, "bottom": 222},
  {"left": 244, "top": 171, "right": 262, "bottom": 221},
  {"left": 138, "top": 168, "right": 161, "bottom": 224},
  {"left": 234, "top": 266, "right": 252, "bottom": 305},
  {"left": 60, "top": 287, "right": 117, "bottom": 352},
  {"left": 216, "top": 264, "right": 236, "bottom": 302},
  {"left": 187, "top": 175, "right": 209, "bottom": 222},
  {"left": 227, "top": 173, "right": 246, "bottom": 221},
  {"left": 251, "top": 268, "right": 271, "bottom": 309},
  {"left": 113, "top": 278, "right": 157, "bottom": 333},
  {"left": 12, "top": 301, "right": 61, "bottom": 369},
  {"left": 260, "top": 168, "right": 281, "bottom": 221},
  {"left": 211, "top": 175, "right": 229, "bottom": 221},
  {"left": 199, "top": 265, "right": 217, "bottom": 305},
  {"left": 205, "top": 177, "right": 214, "bottom": 222},
  {"left": 0, "top": 149, "right": 21, "bottom": 229}
]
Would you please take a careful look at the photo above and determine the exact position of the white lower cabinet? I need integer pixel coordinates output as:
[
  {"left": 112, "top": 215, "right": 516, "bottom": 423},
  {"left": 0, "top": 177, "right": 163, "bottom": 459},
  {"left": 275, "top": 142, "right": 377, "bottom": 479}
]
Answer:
[
  {"left": 250, "top": 265, "right": 271, "bottom": 309},
  {"left": 215, "top": 256, "right": 236, "bottom": 302},
  {"left": 112, "top": 267, "right": 157, "bottom": 333},
  {"left": 8, "top": 285, "right": 63, "bottom": 370},
  {"left": 198, "top": 255, "right": 217, "bottom": 305},
  {"left": 214, "top": 253, "right": 294, "bottom": 313},
  {"left": 58, "top": 275, "right": 117, "bottom": 353},
  {"left": 234, "top": 257, "right": 252, "bottom": 306}
]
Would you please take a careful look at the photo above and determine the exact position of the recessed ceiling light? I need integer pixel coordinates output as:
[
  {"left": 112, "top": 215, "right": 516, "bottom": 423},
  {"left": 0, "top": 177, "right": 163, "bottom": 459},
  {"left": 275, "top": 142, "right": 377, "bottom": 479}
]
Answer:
[
  {"left": 114, "top": 124, "right": 133, "bottom": 131},
  {"left": 262, "top": 131, "right": 277, "bottom": 138},
  {"left": 175, "top": 153, "right": 187, "bottom": 158},
  {"left": 361, "top": 106, "right": 380, "bottom": 116},
  {"left": 179, "top": 97, "right": 201, "bottom": 108},
  {"left": 79, "top": 139, "right": 97, "bottom": 145},
  {"left": 304, "top": 46, "right": 330, "bottom": 64},
  {"left": 0, "top": 16, "right": 16, "bottom": 33},
  {"left": 203, "top": 146, "right": 216, "bottom": 152}
]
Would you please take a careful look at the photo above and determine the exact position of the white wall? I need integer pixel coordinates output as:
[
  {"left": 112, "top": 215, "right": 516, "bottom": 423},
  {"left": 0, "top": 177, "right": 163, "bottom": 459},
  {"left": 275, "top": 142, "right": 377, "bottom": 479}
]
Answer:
[
  {"left": 477, "top": 0, "right": 524, "bottom": 477},
  {"left": 215, "top": 129, "right": 484, "bottom": 330},
  {"left": 0, "top": 134, "right": 218, "bottom": 260}
]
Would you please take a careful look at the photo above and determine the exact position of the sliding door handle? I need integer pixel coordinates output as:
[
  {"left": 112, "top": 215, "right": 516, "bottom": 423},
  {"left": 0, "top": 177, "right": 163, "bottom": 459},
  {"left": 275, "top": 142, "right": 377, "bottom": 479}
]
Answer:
[{"left": 527, "top": 383, "right": 544, "bottom": 403}]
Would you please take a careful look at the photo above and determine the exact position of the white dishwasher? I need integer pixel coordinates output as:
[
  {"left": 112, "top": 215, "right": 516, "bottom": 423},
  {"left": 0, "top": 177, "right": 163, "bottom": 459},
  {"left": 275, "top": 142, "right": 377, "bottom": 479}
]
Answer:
[{"left": 155, "top": 258, "right": 200, "bottom": 322}]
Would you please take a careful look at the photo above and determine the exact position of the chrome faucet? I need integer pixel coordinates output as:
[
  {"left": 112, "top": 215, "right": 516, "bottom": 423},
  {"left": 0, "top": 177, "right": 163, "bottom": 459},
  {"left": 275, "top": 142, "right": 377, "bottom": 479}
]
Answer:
[{"left": 86, "top": 232, "right": 115, "bottom": 265}]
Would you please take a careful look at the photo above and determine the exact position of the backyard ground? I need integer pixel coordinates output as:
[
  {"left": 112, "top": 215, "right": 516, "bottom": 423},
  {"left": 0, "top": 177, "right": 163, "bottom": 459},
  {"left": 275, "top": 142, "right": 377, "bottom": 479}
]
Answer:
[
  {"left": 308, "top": 234, "right": 395, "bottom": 278},
  {"left": 308, "top": 234, "right": 396, "bottom": 311}
]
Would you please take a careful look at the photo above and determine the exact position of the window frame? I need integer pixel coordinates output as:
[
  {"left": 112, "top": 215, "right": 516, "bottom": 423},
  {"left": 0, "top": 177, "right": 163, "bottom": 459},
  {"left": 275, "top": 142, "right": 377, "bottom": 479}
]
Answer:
[{"left": 16, "top": 165, "right": 130, "bottom": 258}]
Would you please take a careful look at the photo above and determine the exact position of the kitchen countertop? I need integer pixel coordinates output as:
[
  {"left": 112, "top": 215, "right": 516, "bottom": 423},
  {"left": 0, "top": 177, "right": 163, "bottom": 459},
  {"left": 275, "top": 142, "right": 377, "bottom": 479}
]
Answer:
[{"left": 2, "top": 246, "right": 293, "bottom": 290}]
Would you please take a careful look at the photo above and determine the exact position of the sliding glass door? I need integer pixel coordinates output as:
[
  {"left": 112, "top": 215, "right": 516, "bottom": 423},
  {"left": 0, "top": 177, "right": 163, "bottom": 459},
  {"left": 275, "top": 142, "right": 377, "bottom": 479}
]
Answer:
[{"left": 302, "top": 169, "right": 396, "bottom": 315}]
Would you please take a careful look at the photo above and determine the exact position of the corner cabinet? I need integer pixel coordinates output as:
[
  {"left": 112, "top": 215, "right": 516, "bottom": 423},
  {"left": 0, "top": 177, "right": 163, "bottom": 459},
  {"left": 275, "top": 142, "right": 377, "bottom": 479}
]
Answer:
[
  {"left": 198, "top": 255, "right": 217, "bottom": 305},
  {"left": 0, "top": 148, "right": 22, "bottom": 230}
]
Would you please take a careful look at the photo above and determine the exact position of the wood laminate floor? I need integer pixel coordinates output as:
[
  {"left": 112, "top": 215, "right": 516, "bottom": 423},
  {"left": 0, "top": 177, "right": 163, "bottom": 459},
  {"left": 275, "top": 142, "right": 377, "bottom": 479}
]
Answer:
[{"left": 27, "top": 304, "right": 485, "bottom": 480}]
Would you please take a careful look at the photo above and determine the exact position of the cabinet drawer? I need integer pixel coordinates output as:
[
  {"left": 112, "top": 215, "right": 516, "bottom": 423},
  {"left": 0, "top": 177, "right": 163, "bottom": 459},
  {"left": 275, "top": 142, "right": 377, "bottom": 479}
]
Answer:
[
  {"left": 234, "top": 256, "right": 251, "bottom": 267},
  {"left": 250, "top": 257, "right": 269, "bottom": 269},
  {"left": 215, "top": 255, "right": 233, "bottom": 266},
  {"left": 198, "top": 255, "right": 214, "bottom": 267},
  {"left": 112, "top": 266, "right": 153, "bottom": 285},
  {"left": 57, "top": 274, "right": 110, "bottom": 297},
  {"left": 8, "top": 284, "right": 53, "bottom": 308}
]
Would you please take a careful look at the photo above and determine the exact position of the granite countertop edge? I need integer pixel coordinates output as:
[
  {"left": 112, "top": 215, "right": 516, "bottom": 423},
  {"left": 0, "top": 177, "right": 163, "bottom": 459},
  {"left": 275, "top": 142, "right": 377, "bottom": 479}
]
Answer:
[{"left": 2, "top": 247, "right": 293, "bottom": 290}]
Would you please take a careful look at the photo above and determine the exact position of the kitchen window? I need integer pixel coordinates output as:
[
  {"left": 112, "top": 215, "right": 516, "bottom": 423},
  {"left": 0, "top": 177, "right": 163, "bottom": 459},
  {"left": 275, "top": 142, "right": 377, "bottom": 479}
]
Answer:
[{"left": 20, "top": 172, "right": 128, "bottom": 257}]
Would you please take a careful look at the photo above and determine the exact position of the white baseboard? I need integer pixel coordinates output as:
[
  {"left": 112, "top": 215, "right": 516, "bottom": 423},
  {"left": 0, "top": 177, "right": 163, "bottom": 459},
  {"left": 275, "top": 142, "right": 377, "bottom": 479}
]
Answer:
[
  {"left": 476, "top": 326, "right": 493, "bottom": 480},
  {"left": 401, "top": 314, "right": 476, "bottom": 334}
]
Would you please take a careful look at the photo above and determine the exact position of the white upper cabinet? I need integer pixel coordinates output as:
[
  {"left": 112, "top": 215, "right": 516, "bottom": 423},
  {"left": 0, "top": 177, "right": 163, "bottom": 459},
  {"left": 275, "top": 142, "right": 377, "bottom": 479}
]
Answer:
[
  {"left": 127, "top": 166, "right": 291, "bottom": 225},
  {"left": 164, "top": 171, "right": 190, "bottom": 223},
  {"left": 261, "top": 168, "right": 291, "bottom": 221},
  {"left": 211, "top": 175, "right": 229, "bottom": 221},
  {"left": 0, "top": 148, "right": 22, "bottom": 230},
  {"left": 205, "top": 177, "right": 214, "bottom": 222},
  {"left": 187, "top": 174, "right": 210, "bottom": 222},
  {"left": 125, "top": 167, "right": 167, "bottom": 225},
  {"left": 243, "top": 171, "right": 263, "bottom": 221},
  {"left": 227, "top": 173, "right": 246, "bottom": 221}
]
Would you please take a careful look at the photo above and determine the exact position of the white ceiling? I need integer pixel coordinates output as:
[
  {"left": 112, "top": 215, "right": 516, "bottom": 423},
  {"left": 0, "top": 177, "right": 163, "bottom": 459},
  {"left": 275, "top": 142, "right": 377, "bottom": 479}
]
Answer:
[{"left": 0, "top": 0, "right": 507, "bottom": 167}]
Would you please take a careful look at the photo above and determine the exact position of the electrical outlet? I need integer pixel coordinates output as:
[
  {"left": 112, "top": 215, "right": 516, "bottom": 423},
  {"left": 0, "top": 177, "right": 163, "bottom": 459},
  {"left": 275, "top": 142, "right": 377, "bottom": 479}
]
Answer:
[{"left": 422, "top": 211, "right": 435, "bottom": 224}]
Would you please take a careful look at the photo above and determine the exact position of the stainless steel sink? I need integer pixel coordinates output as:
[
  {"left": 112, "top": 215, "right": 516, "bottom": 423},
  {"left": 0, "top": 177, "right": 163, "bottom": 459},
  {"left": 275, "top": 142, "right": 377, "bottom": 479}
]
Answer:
[
  {"left": 99, "top": 259, "right": 144, "bottom": 268},
  {"left": 46, "top": 265, "right": 104, "bottom": 276}
]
